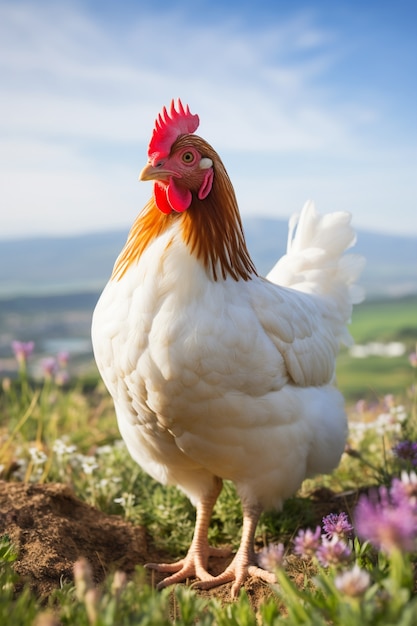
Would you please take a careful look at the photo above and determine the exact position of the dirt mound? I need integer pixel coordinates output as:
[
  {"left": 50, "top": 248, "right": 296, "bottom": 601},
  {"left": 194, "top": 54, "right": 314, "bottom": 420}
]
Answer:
[
  {"left": 0, "top": 481, "right": 273, "bottom": 607},
  {"left": 0, "top": 480, "right": 149, "bottom": 597}
]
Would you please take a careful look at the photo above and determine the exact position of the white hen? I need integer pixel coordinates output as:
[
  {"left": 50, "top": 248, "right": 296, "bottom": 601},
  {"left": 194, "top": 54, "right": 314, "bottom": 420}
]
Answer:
[{"left": 92, "top": 99, "right": 364, "bottom": 596}]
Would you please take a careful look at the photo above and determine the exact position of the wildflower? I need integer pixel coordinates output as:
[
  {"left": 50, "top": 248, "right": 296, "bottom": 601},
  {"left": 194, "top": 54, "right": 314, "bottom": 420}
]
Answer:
[
  {"left": 355, "top": 486, "right": 417, "bottom": 553},
  {"left": 316, "top": 535, "right": 351, "bottom": 567},
  {"left": 409, "top": 352, "right": 417, "bottom": 368},
  {"left": 322, "top": 512, "right": 353, "bottom": 540},
  {"left": 73, "top": 557, "right": 94, "bottom": 601},
  {"left": 85, "top": 588, "right": 100, "bottom": 625},
  {"left": 96, "top": 444, "right": 113, "bottom": 456},
  {"left": 57, "top": 351, "right": 70, "bottom": 367},
  {"left": 334, "top": 564, "right": 371, "bottom": 597},
  {"left": 374, "top": 411, "right": 402, "bottom": 437},
  {"left": 29, "top": 446, "right": 47, "bottom": 466},
  {"left": 11, "top": 340, "right": 34, "bottom": 365},
  {"left": 391, "top": 404, "right": 407, "bottom": 423},
  {"left": 355, "top": 399, "right": 367, "bottom": 415},
  {"left": 55, "top": 370, "right": 70, "bottom": 386},
  {"left": 257, "top": 543, "right": 285, "bottom": 571},
  {"left": 392, "top": 441, "right": 417, "bottom": 467},
  {"left": 114, "top": 492, "right": 136, "bottom": 513},
  {"left": 81, "top": 456, "right": 99, "bottom": 474},
  {"left": 390, "top": 471, "right": 417, "bottom": 510},
  {"left": 384, "top": 394, "right": 395, "bottom": 409},
  {"left": 111, "top": 570, "right": 127, "bottom": 599},
  {"left": 41, "top": 357, "right": 58, "bottom": 379},
  {"left": 293, "top": 526, "right": 321, "bottom": 559},
  {"left": 53, "top": 438, "right": 77, "bottom": 457},
  {"left": 2, "top": 377, "right": 11, "bottom": 393}
]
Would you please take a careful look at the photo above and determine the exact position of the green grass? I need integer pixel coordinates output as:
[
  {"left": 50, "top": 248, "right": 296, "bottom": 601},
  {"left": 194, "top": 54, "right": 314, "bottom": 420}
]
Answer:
[
  {"left": 347, "top": 295, "right": 416, "bottom": 346},
  {"left": 0, "top": 373, "right": 416, "bottom": 624},
  {"left": 337, "top": 352, "right": 415, "bottom": 402},
  {"left": 337, "top": 295, "right": 417, "bottom": 402}
]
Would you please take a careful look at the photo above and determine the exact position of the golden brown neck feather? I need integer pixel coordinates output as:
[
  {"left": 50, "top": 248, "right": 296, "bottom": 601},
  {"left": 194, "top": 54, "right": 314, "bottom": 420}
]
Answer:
[
  {"left": 112, "top": 136, "right": 257, "bottom": 282},
  {"left": 179, "top": 136, "right": 257, "bottom": 281},
  {"left": 111, "top": 198, "right": 173, "bottom": 280}
]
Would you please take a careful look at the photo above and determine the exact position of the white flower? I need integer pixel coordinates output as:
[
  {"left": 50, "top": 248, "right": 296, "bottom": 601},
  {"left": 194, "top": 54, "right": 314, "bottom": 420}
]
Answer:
[
  {"left": 29, "top": 447, "right": 47, "bottom": 466},
  {"left": 335, "top": 564, "right": 371, "bottom": 597},
  {"left": 80, "top": 456, "right": 99, "bottom": 474},
  {"left": 96, "top": 444, "right": 113, "bottom": 456},
  {"left": 114, "top": 492, "right": 135, "bottom": 509},
  {"left": 400, "top": 470, "right": 417, "bottom": 485},
  {"left": 53, "top": 438, "right": 77, "bottom": 457}
]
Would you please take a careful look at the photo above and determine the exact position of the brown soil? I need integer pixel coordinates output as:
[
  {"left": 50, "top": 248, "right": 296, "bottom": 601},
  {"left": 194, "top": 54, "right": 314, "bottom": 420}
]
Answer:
[{"left": 0, "top": 480, "right": 362, "bottom": 610}]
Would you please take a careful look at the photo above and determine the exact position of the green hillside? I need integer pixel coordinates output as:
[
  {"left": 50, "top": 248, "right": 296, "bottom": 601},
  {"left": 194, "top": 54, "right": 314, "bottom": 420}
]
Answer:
[{"left": 337, "top": 295, "right": 417, "bottom": 402}]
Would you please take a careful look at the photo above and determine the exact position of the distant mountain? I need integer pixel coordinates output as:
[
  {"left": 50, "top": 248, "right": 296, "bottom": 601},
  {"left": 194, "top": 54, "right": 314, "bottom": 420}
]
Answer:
[{"left": 1, "top": 218, "right": 416, "bottom": 298}]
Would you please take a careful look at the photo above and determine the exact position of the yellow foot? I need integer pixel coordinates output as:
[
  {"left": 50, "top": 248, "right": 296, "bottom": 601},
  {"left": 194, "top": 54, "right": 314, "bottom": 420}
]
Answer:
[{"left": 145, "top": 545, "right": 232, "bottom": 590}]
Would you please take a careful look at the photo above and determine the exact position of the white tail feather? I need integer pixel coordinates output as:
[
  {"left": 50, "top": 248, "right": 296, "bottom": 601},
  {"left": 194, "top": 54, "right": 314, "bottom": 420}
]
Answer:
[{"left": 267, "top": 201, "right": 366, "bottom": 345}]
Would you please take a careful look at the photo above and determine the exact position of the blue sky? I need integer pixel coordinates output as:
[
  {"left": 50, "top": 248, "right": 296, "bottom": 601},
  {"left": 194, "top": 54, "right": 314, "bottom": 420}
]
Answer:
[{"left": 1, "top": 0, "right": 416, "bottom": 239}]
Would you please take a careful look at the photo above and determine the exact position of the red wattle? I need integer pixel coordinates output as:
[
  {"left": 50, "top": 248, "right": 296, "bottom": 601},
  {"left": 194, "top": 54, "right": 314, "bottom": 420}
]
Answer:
[
  {"left": 154, "top": 182, "right": 173, "bottom": 214},
  {"left": 167, "top": 177, "right": 192, "bottom": 212}
]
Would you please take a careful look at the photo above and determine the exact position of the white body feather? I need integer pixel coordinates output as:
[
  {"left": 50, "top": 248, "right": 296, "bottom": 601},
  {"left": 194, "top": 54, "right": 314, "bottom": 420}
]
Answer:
[{"left": 92, "top": 201, "right": 364, "bottom": 510}]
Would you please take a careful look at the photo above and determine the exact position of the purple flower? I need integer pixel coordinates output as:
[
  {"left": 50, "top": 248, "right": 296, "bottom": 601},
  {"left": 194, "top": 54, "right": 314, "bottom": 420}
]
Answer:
[
  {"left": 57, "top": 351, "right": 70, "bottom": 367},
  {"left": 322, "top": 512, "right": 353, "bottom": 540},
  {"left": 355, "top": 399, "right": 367, "bottom": 415},
  {"left": 257, "top": 543, "right": 285, "bottom": 571},
  {"left": 11, "top": 340, "right": 34, "bottom": 364},
  {"left": 355, "top": 486, "right": 417, "bottom": 553},
  {"left": 409, "top": 352, "right": 417, "bottom": 368},
  {"left": 293, "top": 526, "right": 321, "bottom": 559},
  {"left": 316, "top": 535, "right": 351, "bottom": 567},
  {"left": 55, "top": 370, "right": 70, "bottom": 386},
  {"left": 41, "top": 357, "right": 58, "bottom": 379},
  {"left": 392, "top": 441, "right": 417, "bottom": 467},
  {"left": 390, "top": 471, "right": 417, "bottom": 511}
]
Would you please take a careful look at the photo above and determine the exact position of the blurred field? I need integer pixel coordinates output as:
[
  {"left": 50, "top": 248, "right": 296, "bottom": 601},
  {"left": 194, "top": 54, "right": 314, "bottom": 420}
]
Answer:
[{"left": 337, "top": 294, "right": 417, "bottom": 402}]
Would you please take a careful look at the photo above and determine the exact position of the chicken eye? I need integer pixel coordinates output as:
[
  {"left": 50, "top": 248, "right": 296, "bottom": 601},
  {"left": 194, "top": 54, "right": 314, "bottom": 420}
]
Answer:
[{"left": 182, "top": 151, "right": 195, "bottom": 164}]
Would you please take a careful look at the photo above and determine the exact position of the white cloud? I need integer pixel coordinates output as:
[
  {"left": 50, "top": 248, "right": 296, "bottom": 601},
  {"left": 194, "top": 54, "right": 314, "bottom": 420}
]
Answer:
[
  {"left": 0, "top": 1, "right": 360, "bottom": 150},
  {"left": 0, "top": 1, "right": 415, "bottom": 238}
]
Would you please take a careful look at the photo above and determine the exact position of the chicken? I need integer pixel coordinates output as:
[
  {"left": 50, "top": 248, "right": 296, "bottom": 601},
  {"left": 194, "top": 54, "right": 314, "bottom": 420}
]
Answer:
[{"left": 91, "top": 99, "right": 364, "bottom": 597}]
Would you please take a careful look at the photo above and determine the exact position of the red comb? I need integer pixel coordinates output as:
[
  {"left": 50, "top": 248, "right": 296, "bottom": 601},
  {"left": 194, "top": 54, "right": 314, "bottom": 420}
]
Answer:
[{"left": 148, "top": 99, "right": 200, "bottom": 161}]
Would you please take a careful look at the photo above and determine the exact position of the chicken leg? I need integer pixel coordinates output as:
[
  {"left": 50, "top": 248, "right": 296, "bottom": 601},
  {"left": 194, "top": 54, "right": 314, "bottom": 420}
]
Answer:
[
  {"left": 195, "top": 501, "right": 276, "bottom": 598},
  {"left": 146, "top": 476, "right": 231, "bottom": 588}
]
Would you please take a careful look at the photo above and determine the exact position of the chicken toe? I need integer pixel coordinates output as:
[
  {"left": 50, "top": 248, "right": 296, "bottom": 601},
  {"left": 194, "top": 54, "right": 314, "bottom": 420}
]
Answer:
[
  {"left": 193, "top": 550, "right": 276, "bottom": 597},
  {"left": 147, "top": 545, "right": 231, "bottom": 589}
]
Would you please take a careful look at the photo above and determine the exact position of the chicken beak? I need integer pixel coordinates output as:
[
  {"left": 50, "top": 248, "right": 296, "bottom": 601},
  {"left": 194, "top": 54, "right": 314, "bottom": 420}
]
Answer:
[
  {"left": 139, "top": 162, "right": 161, "bottom": 181},
  {"left": 139, "top": 161, "right": 175, "bottom": 182}
]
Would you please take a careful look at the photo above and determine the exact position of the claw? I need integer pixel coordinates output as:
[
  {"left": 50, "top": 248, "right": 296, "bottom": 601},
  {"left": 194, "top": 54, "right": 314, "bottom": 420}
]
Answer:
[
  {"left": 145, "top": 545, "right": 232, "bottom": 589},
  {"left": 194, "top": 557, "right": 276, "bottom": 598}
]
